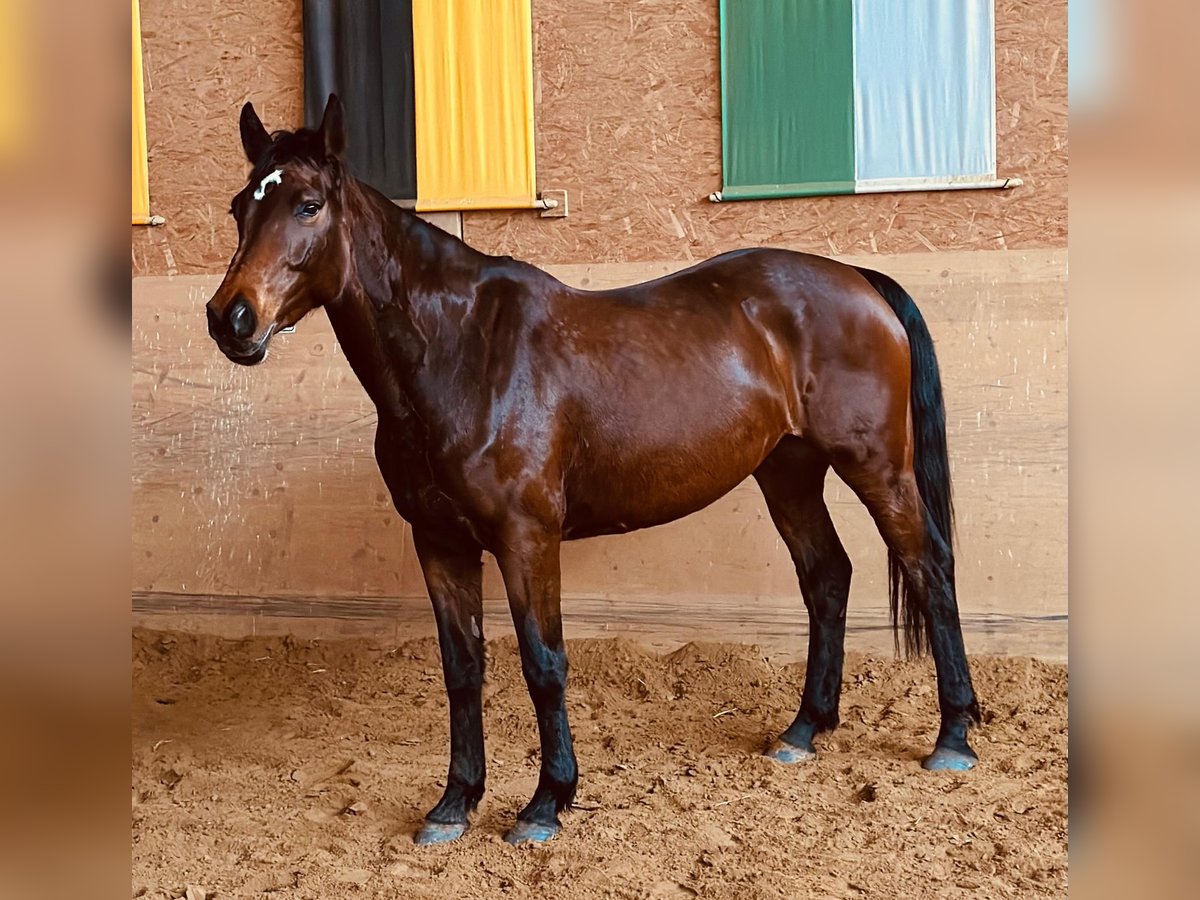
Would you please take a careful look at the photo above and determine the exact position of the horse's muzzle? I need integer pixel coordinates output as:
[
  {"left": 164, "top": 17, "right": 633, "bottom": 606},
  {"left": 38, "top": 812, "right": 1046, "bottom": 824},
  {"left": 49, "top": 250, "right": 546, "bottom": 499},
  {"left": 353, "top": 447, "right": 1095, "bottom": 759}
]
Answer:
[{"left": 206, "top": 296, "right": 271, "bottom": 366}]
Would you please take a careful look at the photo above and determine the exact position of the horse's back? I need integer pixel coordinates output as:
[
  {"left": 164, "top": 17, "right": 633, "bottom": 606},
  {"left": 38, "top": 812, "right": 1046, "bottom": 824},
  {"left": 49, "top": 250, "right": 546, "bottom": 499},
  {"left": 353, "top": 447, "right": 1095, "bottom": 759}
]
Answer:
[
  {"left": 550, "top": 247, "right": 909, "bottom": 410},
  {"left": 562, "top": 248, "right": 906, "bottom": 355}
]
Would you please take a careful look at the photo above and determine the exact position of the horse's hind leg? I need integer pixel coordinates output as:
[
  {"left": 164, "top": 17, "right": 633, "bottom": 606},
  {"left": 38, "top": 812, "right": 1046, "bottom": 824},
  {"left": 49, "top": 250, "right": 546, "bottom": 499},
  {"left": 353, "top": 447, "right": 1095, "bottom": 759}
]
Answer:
[
  {"left": 834, "top": 455, "right": 982, "bottom": 771},
  {"left": 754, "top": 440, "right": 852, "bottom": 763}
]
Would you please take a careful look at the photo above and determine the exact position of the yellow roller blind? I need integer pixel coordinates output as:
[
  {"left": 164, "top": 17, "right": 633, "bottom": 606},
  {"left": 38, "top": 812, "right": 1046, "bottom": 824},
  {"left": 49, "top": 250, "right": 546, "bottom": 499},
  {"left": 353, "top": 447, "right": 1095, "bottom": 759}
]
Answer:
[
  {"left": 0, "top": 0, "right": 29, "bottom": 165},
  {"left": 132, "top": 0, "right": 151, "bottom": 224},
  {"left": 412, "top": 0, "right": 536, "bottom": 211}
]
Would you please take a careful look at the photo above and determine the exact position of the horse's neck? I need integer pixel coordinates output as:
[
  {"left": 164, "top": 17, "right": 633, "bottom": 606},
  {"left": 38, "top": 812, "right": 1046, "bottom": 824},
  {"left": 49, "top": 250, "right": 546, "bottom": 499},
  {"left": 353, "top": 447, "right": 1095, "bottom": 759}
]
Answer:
[{"left": 326, "top": 185, "right": 485, "bottom": 418}]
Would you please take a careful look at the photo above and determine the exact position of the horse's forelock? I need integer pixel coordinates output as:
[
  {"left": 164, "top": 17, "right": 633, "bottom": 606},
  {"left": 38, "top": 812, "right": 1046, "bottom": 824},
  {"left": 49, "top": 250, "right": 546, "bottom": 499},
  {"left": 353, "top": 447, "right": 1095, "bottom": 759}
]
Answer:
[{"left": 248, "top": 128, "right": 336, "bottom": 187}]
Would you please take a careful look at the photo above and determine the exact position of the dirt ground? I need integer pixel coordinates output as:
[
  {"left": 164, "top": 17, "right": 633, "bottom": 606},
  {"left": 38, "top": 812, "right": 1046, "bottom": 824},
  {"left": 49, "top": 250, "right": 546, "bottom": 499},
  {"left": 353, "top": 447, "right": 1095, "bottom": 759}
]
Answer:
[{"left": 132, "top": 628, "right": 1067, "bottom": 899}]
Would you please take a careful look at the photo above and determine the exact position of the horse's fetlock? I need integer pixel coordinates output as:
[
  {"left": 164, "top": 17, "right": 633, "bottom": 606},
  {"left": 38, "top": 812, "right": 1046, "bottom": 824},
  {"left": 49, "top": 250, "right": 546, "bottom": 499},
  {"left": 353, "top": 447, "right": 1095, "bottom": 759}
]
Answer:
[{"left": 546, "top": 770, "right": 578, "bottom": 811}]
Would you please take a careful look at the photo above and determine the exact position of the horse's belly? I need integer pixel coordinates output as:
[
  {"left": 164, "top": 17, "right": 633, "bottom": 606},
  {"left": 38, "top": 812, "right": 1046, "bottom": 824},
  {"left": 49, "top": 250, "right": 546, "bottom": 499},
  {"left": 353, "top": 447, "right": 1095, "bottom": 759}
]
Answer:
[
  {"left": 561, "top": 474, "right": 745, "bottom": 539},
  {"left": 560, "top": 400, "right": 787, "bottom": 539}
]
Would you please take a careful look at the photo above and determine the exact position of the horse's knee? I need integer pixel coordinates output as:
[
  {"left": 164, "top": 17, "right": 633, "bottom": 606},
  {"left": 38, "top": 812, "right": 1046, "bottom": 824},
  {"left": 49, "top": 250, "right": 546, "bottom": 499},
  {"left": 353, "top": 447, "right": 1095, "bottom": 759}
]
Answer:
[
  {"left": 522, "top": 647, "right": 568, "bottom": 700},
  {"left": 439, "top": 641, "right": 485, "bottom": 692},
  {"left": 517, "top": 619, "right": 569, "bottom": 696}
]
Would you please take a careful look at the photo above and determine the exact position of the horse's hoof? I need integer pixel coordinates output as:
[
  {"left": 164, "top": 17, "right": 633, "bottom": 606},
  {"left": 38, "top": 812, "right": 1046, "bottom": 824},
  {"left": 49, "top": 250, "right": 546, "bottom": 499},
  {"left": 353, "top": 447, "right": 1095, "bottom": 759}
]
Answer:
[
  {"left": 765, "top": 738, "right": 816, "bottom": 764},
  {"left": 503, "top": 820, "right": 559, "bottom": 845},
  {"left": 414, "top": 821, "right": 467, "bottom": 845},
  {"left": 922, "top": 746, "right": 978, "bottom": 772}
]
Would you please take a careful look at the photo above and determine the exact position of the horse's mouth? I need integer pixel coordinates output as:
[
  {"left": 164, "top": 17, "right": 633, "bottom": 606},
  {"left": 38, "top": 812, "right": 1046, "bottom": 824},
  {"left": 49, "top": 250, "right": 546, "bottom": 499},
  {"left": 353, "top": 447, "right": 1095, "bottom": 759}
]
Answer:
[
  {"left": 213, "top": 323, "right": 278, "bottom": 366},
  {"left": 226, "top": 343, "right": 269, "bottom": 366}
]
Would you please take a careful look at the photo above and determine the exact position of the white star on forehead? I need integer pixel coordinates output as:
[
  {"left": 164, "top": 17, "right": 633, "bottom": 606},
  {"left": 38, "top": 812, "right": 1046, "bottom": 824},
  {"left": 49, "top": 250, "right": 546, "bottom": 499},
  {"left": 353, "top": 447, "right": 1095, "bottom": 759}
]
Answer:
[{"left": 253, "top": 168, "right": 283, "bottom": 201}]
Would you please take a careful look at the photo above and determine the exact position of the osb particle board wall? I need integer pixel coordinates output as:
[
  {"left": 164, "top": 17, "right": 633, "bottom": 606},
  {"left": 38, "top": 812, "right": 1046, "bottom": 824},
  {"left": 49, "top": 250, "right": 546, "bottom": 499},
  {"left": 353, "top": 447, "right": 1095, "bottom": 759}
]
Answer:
[
  {"left": 132, "top": 0, "right": 304, "bottom": 277},
  {"left": 131, "top": 0, "right": 1066, "bottom": 276}
]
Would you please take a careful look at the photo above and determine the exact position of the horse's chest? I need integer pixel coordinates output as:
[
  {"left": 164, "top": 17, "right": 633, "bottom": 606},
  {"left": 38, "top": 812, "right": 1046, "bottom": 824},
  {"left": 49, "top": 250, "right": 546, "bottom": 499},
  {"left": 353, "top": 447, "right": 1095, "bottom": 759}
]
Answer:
[{"left": 373, "top": 421, "right": 479, "bottom": 537}]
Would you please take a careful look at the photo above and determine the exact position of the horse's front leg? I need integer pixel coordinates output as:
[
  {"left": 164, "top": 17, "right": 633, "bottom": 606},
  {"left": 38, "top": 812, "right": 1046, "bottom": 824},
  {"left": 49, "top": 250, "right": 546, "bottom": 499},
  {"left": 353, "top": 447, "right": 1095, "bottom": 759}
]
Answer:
[
  {"left": 495, "top": 523, "right": 577, "bottom": 844},
  {"left": 410, "top": 530, "right": 487, "bottom": 845}
]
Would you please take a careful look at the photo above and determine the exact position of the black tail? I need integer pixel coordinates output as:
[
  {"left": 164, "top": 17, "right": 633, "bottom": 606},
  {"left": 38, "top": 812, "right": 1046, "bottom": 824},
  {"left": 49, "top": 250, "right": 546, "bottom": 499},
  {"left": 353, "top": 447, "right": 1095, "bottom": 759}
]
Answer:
[{"left": 853, "top": 266, "right": 955, "bottom": 658}]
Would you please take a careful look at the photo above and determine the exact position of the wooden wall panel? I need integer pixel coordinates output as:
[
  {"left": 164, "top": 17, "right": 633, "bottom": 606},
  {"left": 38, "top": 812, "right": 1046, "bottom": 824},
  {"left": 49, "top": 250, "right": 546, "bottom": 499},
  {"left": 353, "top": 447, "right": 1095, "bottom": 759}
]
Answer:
[
  {"left": 131, "top": 0, "right": 1066, "bottom": 276},
  {"left": 133, "top": 251, "right": 1066, "bottom": 646}
]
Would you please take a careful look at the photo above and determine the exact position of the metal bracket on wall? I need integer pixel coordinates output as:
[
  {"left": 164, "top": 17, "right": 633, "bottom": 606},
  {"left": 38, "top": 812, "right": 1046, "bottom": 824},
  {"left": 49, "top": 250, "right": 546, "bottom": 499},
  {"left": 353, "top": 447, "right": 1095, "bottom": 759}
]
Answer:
[{"left": 538, "top": 189, "right": 568, "bottom": 218}]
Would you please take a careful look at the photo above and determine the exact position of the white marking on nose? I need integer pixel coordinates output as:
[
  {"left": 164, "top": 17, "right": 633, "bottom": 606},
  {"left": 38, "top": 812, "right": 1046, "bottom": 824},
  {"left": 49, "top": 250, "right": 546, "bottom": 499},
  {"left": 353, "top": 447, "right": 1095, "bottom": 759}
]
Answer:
[
  {"left": 253, "top": 168, "right": 283, "bottom": 201},
  {"left": 471, "top": 616, "right": 481, "bottom": 639}
]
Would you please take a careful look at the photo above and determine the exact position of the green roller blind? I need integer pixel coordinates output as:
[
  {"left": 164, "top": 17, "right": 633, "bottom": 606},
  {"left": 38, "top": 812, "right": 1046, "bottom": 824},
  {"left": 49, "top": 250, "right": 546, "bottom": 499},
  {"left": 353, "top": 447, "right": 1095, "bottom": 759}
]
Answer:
[
  {"left": 719, "top": 0, "right": 856, "bottom": 200},
  {"left": 719, "top": 1, "right": 999, "bottom": 200}
]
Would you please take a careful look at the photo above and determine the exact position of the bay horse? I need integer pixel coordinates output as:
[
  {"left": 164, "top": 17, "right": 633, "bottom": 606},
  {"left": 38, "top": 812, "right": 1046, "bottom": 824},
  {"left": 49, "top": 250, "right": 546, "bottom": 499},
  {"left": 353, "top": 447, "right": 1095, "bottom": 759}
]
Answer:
[{"left": 206, "top": 96, "right": 981, "bottom": 845}]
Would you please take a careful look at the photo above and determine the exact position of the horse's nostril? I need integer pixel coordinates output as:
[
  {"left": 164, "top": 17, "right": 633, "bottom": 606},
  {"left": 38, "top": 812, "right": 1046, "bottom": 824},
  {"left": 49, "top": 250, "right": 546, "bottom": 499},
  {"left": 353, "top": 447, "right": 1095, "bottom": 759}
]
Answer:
[{"left": 227, "top": 296, "right": 256, "bottom": 339}]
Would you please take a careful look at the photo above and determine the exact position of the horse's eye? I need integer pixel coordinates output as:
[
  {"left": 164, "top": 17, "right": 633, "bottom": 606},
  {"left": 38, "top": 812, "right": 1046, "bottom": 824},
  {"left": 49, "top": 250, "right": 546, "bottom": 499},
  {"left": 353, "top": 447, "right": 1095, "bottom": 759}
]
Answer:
[{"left": 297, "top": 200, "right": 323, "bottom": 219}]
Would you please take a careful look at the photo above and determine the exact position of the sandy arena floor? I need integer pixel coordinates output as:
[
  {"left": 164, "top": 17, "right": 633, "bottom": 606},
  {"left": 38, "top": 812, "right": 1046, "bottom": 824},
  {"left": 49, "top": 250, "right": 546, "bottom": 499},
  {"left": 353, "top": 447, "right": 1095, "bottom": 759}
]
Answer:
[{"left": 132, "top": 628, "right": 1067, "bottom": 898}]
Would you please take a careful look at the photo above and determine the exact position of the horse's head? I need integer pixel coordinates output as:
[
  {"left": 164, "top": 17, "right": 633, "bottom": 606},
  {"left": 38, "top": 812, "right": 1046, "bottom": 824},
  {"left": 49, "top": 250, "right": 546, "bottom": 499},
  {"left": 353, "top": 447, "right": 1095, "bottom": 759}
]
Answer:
[{"left": 206, "top": 95, "right": 350, "bottom": 365}]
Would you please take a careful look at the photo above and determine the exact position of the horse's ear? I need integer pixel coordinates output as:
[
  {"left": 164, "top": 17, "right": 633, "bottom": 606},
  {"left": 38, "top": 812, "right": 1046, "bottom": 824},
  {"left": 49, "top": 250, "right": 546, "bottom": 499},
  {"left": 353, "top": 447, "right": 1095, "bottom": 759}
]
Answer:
[
  {"left": 239, "top": 102, "right": 272, "bottom": 164},
  {"left": 319, "top": 94, "right": 346, "bottom": 159}
]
